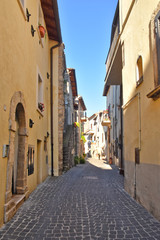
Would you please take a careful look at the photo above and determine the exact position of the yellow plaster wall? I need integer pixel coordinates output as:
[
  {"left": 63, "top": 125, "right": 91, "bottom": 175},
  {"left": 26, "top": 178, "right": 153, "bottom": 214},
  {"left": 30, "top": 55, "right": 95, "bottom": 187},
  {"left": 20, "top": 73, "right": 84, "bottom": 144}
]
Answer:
[
  {"left": 0, "top": 0, "right": 59, "bottom": 225},
  {"left": 120, "top": 0, "right": 133, "bottom": 29},
  {"left": 121, "top": 0, "right": 160, "bottom": 166}
]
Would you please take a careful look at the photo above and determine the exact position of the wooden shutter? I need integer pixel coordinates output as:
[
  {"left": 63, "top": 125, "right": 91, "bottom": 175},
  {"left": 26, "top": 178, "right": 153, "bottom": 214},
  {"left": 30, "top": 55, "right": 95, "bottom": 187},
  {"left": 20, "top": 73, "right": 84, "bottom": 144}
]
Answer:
[{"left": 155, "top": 11, "right": 160, "bottom": 84}]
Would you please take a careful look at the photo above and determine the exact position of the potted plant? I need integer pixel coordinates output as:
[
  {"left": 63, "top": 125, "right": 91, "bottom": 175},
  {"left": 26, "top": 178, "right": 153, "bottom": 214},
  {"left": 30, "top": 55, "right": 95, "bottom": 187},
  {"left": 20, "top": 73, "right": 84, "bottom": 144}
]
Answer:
[
  {"left": 73, "top": 122, "right": 80, "bottom": 128},
  {"left": 38, "top": 102, "right": 44, "bottom": 112},
  {"left": 38, "top": 24, "right": 46, "bottom": 38}
]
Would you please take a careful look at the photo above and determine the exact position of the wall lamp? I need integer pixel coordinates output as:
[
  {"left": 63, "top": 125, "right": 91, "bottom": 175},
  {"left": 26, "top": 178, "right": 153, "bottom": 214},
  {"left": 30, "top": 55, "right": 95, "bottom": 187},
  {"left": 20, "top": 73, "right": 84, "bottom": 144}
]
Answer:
[
  {"left": 31, "top": 25, "right": 36, "bottom": 37},
  {"left": 29, "top": 119, "right": 34, "bottom": 128}
]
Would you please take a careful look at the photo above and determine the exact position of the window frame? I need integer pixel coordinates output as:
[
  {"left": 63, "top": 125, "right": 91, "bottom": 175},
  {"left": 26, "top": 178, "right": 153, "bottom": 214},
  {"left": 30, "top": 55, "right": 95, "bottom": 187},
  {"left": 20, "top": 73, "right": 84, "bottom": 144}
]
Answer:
[
  {"left": 155, "top": 10, "right": 160, "bottom": 85},
  {"left": 37, "top": 69, "right": 44, "bottom": 116},
  {"left": 27, "top": 145, "right": 34, "bottom": 176},
  {"left": 37, "top": 2, "right": 45, "bottom": 47}
]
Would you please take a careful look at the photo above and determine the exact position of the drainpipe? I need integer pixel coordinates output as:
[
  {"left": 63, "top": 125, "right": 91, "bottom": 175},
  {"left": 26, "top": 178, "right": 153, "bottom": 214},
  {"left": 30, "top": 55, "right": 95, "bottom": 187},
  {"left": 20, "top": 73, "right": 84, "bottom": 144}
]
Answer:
[{"left": 50, "top": 43, "right": 61, "bottom": 176}]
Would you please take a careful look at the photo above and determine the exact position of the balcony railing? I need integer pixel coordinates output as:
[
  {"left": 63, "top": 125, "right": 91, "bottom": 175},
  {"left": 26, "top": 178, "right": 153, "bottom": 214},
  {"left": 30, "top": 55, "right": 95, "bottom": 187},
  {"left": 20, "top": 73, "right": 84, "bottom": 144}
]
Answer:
[{"left": 101, "top": 117, "right": 111, "bottom": 127}]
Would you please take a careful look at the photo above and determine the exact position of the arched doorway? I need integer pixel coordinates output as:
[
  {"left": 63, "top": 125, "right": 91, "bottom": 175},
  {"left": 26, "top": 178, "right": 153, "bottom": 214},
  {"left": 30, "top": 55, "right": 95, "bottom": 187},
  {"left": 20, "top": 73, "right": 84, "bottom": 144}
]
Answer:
[
  {"left": 4, "top": 92, "right": 28, "bottom": 223},
  {"left": 12, "top": 103, "right": 26, "bottom": 194}
]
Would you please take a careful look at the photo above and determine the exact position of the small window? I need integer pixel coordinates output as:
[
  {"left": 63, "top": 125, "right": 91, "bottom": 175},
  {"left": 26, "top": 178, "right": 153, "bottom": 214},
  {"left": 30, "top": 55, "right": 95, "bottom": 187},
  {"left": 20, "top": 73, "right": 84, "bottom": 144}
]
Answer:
[
  {"left": 17, "top": 0, "right": 26, "bottom": 20},
  {"left": 136, "top": 56, "right": 143, "bottom": 87},
  {"left": 105, "top": 132, "right": 107, "bottom": 141},
  {"left": 37, "top": 3, "right": 45, "bottom": 47},
  {"left": 38, "top": 74, "right": 44, "bottom": 113},
  {"left": 27, "top": 145, "right": 34, "bottom": 175}
]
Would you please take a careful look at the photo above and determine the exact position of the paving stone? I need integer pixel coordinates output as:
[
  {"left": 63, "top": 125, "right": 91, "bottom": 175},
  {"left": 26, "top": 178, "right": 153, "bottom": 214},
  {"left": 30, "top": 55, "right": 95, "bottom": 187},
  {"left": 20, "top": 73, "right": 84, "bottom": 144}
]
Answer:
[{"left": 0, "top": 159, "right": 160, "bottom": 239}]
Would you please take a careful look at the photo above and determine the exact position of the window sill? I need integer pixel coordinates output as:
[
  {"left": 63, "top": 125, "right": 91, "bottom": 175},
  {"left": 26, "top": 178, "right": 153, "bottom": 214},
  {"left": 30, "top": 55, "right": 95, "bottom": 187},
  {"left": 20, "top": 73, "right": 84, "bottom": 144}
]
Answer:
[
  {"left": 136, "top": 76, "right": 143, "bottom": 88},
  {"left": 37, "top": 108, "right": 44, "bottom": 117},
  {"left": 147, "top": 85, "right": 160, "bottom": 100}
]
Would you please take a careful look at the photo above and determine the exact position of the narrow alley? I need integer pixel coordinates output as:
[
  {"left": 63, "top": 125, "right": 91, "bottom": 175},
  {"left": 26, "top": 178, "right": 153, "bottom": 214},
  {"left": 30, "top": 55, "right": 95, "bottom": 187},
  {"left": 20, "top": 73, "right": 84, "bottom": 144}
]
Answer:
[{"left": 0, "top": 159, "right": 160, "bottom": 240}]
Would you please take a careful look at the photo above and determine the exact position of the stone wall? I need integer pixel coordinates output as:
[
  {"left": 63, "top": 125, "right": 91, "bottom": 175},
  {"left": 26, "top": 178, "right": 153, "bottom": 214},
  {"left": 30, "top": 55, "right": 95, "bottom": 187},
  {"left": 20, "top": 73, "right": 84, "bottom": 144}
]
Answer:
[
  {"left": 58, "top": 44, "right": 65, "bottom": 175},
  {"left": 63, "top": 125, "right": 74, "bottom": 171}
]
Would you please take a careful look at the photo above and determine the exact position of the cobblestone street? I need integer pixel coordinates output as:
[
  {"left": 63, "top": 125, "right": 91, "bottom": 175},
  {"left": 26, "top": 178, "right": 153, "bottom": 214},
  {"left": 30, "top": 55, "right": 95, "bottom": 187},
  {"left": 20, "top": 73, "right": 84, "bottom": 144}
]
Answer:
[{"left": 0, "top": 158, "right": 160, "bottom": 240}]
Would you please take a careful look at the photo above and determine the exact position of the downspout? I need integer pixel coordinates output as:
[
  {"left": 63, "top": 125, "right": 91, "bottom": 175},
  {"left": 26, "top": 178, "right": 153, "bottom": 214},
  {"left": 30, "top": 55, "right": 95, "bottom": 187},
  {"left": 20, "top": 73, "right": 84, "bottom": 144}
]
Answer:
[{"left": 50, "top": 43, "right": 61, "bottom": 176}]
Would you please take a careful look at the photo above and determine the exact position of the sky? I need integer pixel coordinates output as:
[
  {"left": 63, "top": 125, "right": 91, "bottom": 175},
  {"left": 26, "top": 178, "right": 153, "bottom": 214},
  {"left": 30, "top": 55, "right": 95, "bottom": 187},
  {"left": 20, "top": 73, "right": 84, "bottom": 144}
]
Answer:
[{"left": 57, "top": 0, "right": 118, "bottom": 117}]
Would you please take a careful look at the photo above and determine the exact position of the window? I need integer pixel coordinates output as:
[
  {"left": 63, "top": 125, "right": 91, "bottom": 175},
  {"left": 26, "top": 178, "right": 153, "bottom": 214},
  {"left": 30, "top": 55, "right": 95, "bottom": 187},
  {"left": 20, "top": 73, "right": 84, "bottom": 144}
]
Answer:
[
  {"left": 37, "top": 73, "right": 44, "bottom": 113},
  {"left": 147, "top": 7, "right": 160, "bottom": 100},
  {"left": 105, "top": 132, "right": 107, "bottom": 141},
  {"left": 37, "top": 3, "right": 45, "bottom": 47},
  {"left": 136, "top": 56, "right": 143, "bottom": 87},
  {"left": 27, "top": 145, "right": 34, "bottom": 175},
  {"left": 155, "top": 10, "right": 160, "bottom": 84},
  {"left": 17, "top": 0, "right": 26, "bottom": 20}
]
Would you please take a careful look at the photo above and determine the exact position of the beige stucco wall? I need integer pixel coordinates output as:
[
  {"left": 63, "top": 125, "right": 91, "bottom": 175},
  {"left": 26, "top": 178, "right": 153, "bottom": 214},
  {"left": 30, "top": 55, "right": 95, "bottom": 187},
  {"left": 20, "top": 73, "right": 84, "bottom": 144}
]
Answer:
[
  {"left": 121, "top": 0, "right": 160, "bottom": 220},
  {"left": 119, "top": 0, "right": 133, "bottom": 30},
  {"left": 0, "top": 0, "right": 61, "bottom": 226}
]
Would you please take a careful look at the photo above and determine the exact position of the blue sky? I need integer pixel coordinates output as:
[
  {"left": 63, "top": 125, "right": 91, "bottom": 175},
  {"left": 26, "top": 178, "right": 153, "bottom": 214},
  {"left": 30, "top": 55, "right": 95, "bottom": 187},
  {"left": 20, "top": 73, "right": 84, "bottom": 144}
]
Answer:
[{"left": 57, "top": 0, "right": 118, "bottom": 117}]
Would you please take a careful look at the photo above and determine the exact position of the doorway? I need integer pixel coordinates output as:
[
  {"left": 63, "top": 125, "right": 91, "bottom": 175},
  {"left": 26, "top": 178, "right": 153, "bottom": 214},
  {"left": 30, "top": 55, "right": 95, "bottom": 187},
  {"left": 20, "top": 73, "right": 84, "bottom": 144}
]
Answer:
[
  {"left": 4, "top": 92, "right": 28, "bottom": 223},
  {"left": 12, "top": 112, "right": 19, "bottom": 194}
]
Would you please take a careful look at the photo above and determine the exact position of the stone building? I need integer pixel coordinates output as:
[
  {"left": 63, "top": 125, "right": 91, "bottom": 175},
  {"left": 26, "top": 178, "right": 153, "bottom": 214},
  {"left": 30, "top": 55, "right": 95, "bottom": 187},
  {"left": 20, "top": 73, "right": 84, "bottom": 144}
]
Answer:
[
  {"left": 0, "top": 0, "right": 65, "bottom": 226},
  {"left": 103, "top": 0, "right": 160, "bottom": 220},
  {"left": 63, "top": 68, "right": 78, "bottom": 171}
]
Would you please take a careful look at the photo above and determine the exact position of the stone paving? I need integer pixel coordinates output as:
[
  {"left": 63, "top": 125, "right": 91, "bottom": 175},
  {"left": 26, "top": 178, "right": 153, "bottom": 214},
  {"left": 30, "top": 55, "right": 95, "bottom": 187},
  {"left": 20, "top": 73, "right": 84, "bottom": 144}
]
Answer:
[{"left": 0, "top": 158, "right": 160, "bottom": 240}]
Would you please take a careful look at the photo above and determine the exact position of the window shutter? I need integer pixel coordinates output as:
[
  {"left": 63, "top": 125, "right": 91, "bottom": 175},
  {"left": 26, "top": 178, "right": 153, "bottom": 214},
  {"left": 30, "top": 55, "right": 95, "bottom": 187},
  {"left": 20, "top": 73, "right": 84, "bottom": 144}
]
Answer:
[{"left": 155, "top": 11, "right": 160, "bottom": 84}]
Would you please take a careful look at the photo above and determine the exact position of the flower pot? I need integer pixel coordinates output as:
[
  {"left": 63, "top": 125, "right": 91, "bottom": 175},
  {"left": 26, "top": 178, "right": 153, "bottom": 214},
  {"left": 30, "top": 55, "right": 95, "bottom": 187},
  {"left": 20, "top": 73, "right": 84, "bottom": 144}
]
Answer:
[{"left": 39, "top": 25, "right": 45, "bottom": 38}]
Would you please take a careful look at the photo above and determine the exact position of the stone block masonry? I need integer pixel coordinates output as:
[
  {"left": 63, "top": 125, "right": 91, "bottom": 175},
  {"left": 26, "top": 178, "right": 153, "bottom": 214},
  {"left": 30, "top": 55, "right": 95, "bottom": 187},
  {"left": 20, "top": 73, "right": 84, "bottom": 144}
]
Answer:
[
  {"left": 0, "top": 159, "right": 160, "bottom": 239},
  {"left": 58, "top": 44, "right": 65, "bottom": 175}
]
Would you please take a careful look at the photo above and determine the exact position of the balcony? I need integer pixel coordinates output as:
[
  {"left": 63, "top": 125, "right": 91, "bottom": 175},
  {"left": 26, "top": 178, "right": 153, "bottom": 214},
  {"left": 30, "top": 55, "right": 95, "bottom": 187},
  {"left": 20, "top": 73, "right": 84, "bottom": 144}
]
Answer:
[
  {"left": 80, "top": 111, "right": 87, "bottom": 122},
  {"left": 101, "top": 117, "right": 111, "bottom": 127},
  {"left": 81, "top": 117, "right": 87, "bottom": 122},
  {"left": 103, "top": 3, "right": 122, "bottom": 96}
]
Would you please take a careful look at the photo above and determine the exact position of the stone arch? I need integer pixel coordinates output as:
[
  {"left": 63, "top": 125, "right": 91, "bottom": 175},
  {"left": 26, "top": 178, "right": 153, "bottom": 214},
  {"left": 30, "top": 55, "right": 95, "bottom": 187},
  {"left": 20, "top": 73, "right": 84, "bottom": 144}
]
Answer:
[{"left": 4, "top": 91, "right": 28, "bottom": 223}]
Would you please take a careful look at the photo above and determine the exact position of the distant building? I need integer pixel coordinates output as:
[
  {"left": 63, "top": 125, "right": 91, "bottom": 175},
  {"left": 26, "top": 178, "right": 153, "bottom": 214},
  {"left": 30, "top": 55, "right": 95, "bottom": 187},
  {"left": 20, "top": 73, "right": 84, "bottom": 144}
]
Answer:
[
  {"left": 63, "top": 68, "right": 78, "bottom": 171},
  {"left": 84, "top": 111, "right": 107, "bottom": 160},
  {"left": 103, "top": 86, "right": 123, "bottom": 171}
]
